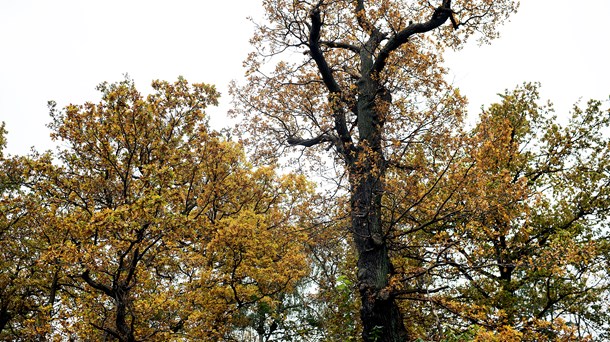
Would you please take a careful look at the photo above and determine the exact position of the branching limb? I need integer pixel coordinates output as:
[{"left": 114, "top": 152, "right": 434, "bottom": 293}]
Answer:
[
  {"left": 287, "top": 133, "right": 334, "bottom": 147},
  {"left": 308, "top": 5, "right": 341, "bottom": 95},
  {"left": 308, "top": 3, "right": 354, "bottom": 155},
  {"left": 449, "top": 11, "right": 459, "bottom": 29},
  {"left": 373, "top": 0, "right": 458, "bottom": 74},
  {"left": 320, "top": 40, "right": 360, "bottom": 54},
  {"left": 81, "top": 270, "right": 114, "bottom": 298},
  {"left": 354, "top": 0, "right": 374, "bottom": 33}
]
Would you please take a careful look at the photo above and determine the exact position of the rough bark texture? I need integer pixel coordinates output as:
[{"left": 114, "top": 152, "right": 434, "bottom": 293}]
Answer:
[
  {"left": 349, "top": 70, "right": 407, "bottom": 341},
  {"left": 115, "top": 287, "right": 136, "bottom": 342},
  {"left": 82, "top": 258, "right": 137, "bottom": 342},
  {"left": 351, "top": 169, "right": 408, "bottom": 342}
]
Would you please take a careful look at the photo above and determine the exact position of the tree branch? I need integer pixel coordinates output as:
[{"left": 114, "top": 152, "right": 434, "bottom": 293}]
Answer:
[
  {"left": 287, "top": 133, "right": 333, "bottom": 147},
  {"left": 308, "top": 3, "right": 354, "bottom": 155},
  {"left": 90, "top": 322, "right": 121, "bottom": 340},
  {"left": 320, "top": 40, "right": 360, "bottom": 54},
  {"left": 373, "top": 0, "right": 456, "bottom": 74},
  {"left": 308, "top": 6, "right": 341, "bottom": 95},
  {"left": 82, "top": 270, "right": 115, "bottom": 298}
]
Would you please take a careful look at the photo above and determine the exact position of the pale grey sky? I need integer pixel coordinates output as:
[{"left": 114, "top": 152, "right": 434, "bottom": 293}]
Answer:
[
  {"left": 1, "top": 1, "right": 609, "bottom": 155},
  {"left": 446, "top": 1, "right": 610, "bottom": 123}
]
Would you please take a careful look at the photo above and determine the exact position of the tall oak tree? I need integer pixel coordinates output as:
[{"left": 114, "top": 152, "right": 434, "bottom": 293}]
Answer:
[{"left": 232, "top": 1, "right": 517, "bottom": 340}]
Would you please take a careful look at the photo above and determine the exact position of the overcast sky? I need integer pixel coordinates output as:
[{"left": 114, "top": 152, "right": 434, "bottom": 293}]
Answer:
[{"left": 1, "top": 1, "right": 609, "bottom": 156}]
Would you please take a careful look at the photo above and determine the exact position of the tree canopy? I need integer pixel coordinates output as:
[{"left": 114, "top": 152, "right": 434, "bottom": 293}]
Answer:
[
  {"left": 0, "top": 78, "right": 314, "bottom": 341},
  {"left": 1, "top": 1, "right": 610, "bottom": 341}
]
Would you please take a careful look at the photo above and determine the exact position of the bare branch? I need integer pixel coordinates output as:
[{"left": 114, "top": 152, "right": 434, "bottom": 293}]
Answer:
[
  {"left": 320, "top": 40, "right": 360, "bottom": 54},
  {"left": 308, "top": 3, "right": 354, "bottom": 155}
]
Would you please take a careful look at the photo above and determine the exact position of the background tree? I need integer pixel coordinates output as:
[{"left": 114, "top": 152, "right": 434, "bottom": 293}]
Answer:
[
  {"left": 424, "top": 84, "right": 610, "bottom": 340},
  {"left": 26, "top": 77, "right": 312, "bottom": 341},
  {"left": 0, "top": 125, "right": 61, "bottom": 340},
  {"left": 232, "top": 0, "right": 517, "bottom": 340},
  {"left": 226, "top": 191, "right": 362, "bottom": 342}
]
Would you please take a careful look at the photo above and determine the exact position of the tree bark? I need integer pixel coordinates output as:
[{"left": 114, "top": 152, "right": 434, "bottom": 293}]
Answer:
[
  {"left": 115, "top": 286, "right": 136, "bottom": 342},
  {"left": 351, "top": 170, "right": 408, "bottom": 342},
  {"left": 82, "top": 270, "right": 135, "bottom": 342},
  {"left": 348, "top": 76, "right": 408, "bottom": 341}
]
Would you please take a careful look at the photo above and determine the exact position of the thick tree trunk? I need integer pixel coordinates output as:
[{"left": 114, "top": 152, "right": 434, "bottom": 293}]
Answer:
[
  {"left": 305, "top": 3, "right": 458, "bottom": 338},
  {"left": 81, "top": 270, "right": 136, "bottom": 342},
  {"left": 115, "top": 286, "right": 136, "bottom": 342},
  {"left": 48, "top": 268, "right": 60, "bottom": 317},
  {"left": 349, "top": 75, "right": 408, "bottom": 341},
  {"left": 350, "top": 170, "right": 407, "bottom": 342}
]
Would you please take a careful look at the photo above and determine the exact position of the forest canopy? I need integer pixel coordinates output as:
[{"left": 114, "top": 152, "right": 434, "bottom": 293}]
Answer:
[{"left": 1, "top": 1, "right": 610, "bottom": 341}]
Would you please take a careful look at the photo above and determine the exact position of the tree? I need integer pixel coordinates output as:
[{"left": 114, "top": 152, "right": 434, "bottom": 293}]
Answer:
[
  {"left": 0, "top": 125, "right": 60, "bottom": 340},
  {"left": 23, "top": 77, "right": 312, "bottom": 341},
  {"left": 423, "top": 84, "right": 610, "bottom": 340},
  {"left": 232, "top": 1, "right": 518, "bottom": 340}
]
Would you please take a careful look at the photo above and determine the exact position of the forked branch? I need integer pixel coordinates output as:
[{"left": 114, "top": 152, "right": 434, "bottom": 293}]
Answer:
[{"left": 373, "top": 0, "right": 458, "bottom": 74}]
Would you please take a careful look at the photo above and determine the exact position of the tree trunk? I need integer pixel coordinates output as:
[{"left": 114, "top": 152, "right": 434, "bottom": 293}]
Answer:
[
  {"left": 348, "top": 75, "right": 408, "bottom": 341},
  {"left": 115, "top": 286, "right": 136, "bottom": 342},
  {"left": 351, "top": 172, "right": 408, "bottom": 342},
  {"left": 81, "top": 270, "right": 135, "bottom": 342}
]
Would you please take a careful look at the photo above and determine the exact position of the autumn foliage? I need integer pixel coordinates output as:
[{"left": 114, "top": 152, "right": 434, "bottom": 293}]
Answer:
[
  {"left": 229, "top": 0, "right": 609, "bottom": 341},
  {"left": 0, "top": 78, "right": 313, "bottom": 341},
  {"left": 2, "top": 1, "right": 610, "bottom": 341}
]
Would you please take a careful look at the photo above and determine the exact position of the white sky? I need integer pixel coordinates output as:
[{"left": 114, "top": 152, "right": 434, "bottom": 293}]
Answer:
[{"left": 1, "top": 1, "right": 609, "bottom": 156}]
